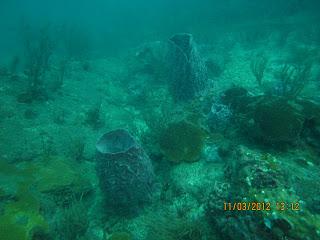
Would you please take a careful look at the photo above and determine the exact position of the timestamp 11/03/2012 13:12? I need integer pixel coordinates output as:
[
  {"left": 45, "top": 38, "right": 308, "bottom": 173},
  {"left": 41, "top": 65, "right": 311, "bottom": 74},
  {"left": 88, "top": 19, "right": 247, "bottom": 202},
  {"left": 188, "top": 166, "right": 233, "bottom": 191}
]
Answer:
[{"left": 223, "top": 202, "right": 300, "bottom": 211}]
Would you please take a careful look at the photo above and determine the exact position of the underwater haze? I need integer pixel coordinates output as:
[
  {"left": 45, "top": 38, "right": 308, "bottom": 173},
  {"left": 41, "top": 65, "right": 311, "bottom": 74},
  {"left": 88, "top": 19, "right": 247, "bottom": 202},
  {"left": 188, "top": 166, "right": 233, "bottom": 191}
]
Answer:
[{"left": 1, "top": 0, "right": 320, "bottom": 239}]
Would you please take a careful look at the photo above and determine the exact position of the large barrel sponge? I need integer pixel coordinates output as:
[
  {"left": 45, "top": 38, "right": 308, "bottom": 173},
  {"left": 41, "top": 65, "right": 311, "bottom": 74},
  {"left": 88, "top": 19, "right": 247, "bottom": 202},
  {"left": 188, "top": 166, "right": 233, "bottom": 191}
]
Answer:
[
  {"left": 167, "top": 33, "right": 208, "bottom": 102},
  {"left": 95, "top": 129, "right": 155, "bottom": 214}
]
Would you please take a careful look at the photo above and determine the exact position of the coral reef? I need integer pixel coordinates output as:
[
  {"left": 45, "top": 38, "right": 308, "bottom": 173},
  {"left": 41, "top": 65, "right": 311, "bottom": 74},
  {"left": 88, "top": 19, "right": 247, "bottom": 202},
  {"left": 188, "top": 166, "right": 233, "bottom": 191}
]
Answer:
[
  {"left": 206, "top": 145, "right": 320, "bottom": 240},
  {"left": 224, "top": 146, "right": 286, "bottom": 191},
  {"left": 1, "top": 8, "right": 320, "bottom": 240}
]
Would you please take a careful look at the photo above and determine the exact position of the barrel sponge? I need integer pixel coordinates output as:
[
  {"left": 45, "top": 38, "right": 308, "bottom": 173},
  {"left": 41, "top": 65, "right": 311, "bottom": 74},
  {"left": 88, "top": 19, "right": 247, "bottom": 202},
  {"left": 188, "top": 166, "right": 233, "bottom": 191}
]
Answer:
[
  {"left": 167, "top": 33, "right": 208, "bottom": 102},
  {"left": 95, "top": 129, "right": 155, "bottom": 214}
]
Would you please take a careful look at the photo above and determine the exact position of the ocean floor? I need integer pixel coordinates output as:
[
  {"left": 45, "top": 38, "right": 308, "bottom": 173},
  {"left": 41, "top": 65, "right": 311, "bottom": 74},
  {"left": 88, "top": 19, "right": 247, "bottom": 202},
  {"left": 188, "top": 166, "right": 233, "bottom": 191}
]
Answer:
[{"left": 1, "top": 21, "right": 320, "bottom": 240}]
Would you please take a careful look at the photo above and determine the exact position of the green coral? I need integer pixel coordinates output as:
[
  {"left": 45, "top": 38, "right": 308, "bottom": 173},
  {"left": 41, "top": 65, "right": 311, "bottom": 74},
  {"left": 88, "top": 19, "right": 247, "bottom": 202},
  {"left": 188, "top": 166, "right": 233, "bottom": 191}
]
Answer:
[{"left": 159, "top": 121, "right": 205, "bottom": 163}]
